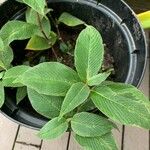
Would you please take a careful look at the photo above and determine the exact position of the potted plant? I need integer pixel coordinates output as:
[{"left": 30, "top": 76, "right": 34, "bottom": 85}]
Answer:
[{"left": 0, "top": 0, "right": 149, "bottom": 149}]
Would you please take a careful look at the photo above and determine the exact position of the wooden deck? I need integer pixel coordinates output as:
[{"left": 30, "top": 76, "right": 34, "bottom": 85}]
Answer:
[{"left": 0, "top": 0, "right": 149, "bottom": 149}]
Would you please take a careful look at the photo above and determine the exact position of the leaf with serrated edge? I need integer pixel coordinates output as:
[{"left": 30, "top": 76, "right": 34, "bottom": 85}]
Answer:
[
  {"left": 3, "top": 65, "right": 30, "bottom": 87},
  {"left": 0, "top": 71, "right": 5, "bottom": 79},
  {"left": 0, "top": 81, "right": 4, "bottom": 107},
  {"left": 0, "top": 21, "right": 39, "bottom": 45},
  {"left": 71, "top": 112, "right": 116, "bottom": 137},
  {"left": 0, "top": 60, "right": 5, "bottom": 70},
  {"left": 60, "top": 82, "right": 90, "bottom": 117},
  {"left": 78, "top": 99, "right": 96, "bottom": 112},
  {"left": 75, "top": 133, "right": 118, "bottom": 150},
  {"left": 87, "top": 72, "right": 111, "bottom": 86},
  {"left": 0, "top": 46, "right": 13, "bottom": 70},
  {"left": 0, "top": 37, "right": 4, "bottom": 51},
  {"left": 16, "top": 87, "right": 27, "bottom": 104},
  {"left": 26, "top": 35, "right": 50, "bottom": 50},
  {"left": 26, "top": 8, "right": 51, "bottom": 38},
  {"left": 59, "top": 12, "right": 85, "bottom": 27},
  {"left": 91, "top": 84, "right": 150, "bottom": 129},
  {"left": 16, "top": 62, "right": 80, "bottom": 96},
  {"left": 17, "top": 0, "right": 46, "bottom": 15},
  {"left": 48, "top": 31, "right": 57, "bottom": 46},
  {"left": 38, "top": 117, "right": 68, "bottom": 140},
  {"left": 26, "top": 8, "right": 43, "bottom": 25},
  {"left": 102, "top": 81, "right": 149, "bottom": 98},
  {"left": 75, "top": 26, "right": 104, "bottom": 81},
  {"left": 28, "top": 88, "right": 63, "bottom": 119}
]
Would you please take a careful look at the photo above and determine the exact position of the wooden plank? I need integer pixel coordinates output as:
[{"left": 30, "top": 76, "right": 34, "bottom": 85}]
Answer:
[
  {"left": 145, "top": 31, "right": 150, "bottom": 58},
  {"left": 113, "top": 125, "right": 123, "bottom": 150},
  {"left": 139, "top": 59, "right": 149, "bottom": 97},
  {"left": 13, "top": 126, "right": 42, "bottom": 150},
  {"left": 123, "top": 59, "right": 149, "bottom": 150},
  {"left": 124, "top": 127, "right": 149, "bottom": 150},
  {"left": 41, "top": 133, "right": 68, "bottom": 150},
  {"left": 16, "top": 126, "right": 41, "bottom": 146},
  {"left": 69, "top": 133, "right": 82, "bottom": 150},
  {"left": 0, "top": 113, "right": 18, "bottom": 150},
  {"left": 14, "top": 143, "right": 40, "bottom": 150}
]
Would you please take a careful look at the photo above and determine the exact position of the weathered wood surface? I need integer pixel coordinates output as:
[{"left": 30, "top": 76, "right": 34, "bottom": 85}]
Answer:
[
  {"left": 13, "top": 126, "right": 42, "bottom": 149},
  {"left": 41, "top": 133, "right": 69, "bottom": 150},
  {"left": 0, "top": 113, "right": 19, "bottom": 150}
]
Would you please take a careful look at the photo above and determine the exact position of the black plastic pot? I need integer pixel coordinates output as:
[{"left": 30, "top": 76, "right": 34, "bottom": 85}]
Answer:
[{"left": 0, "top": 0, "right": 147, "bottom": 130}]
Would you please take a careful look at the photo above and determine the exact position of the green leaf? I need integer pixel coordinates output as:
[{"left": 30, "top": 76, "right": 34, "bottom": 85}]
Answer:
[
  {"left": 102, "top": 81, "right": 150, "bottom": 104},
  {"left": 38, "top": 117, "right": 68, "bottom": 140},
  {"left": 0, "top": 21, "right": 39, "bottom": 45},
  {"left": 26, "top": 7, "right": 43, "bottom": 25},
  {"left": 3, "top": 65, "right": 30, "bottom": 87},
  {"left": 16, "top": 62, "right": 80, "bottom": 96},
  {"left": 0, "top": 46, "right": 13, "bottom": 70},
  {"left": 75, "top": 26, "right": 104, "bottom": 81},
  {"left": 16, "top": 87, "right": 27, "bottom": 104},
  {"left": 75, "top": 133, "right": 118, "bottom": 150},
  {"left": 71, "top": 112, "right": 116, "bottom": 137},
  {"left": 38, "top": 17, "right": 51, "bottom": 38},
  {"left": 0, "top": 71, "right": 5, "bottom": 79},
  {"left": 0, "top": 60, "right": 6, "bottom": 70},
  {"left": 60, "top": 42, "right": 68, "bottom": 53},
  {"left": 27, "top": 88, "right": 63, "bottom": 119},
  {"left": 26, "top": 32, "right": 57, "bottom": 51},
  {"left": 58, "top": 12, "right": 85, "bottom": 27},
  {"left": 17, "top": 0, "right": 46, "bottom": 15},
  {"left": 0, "top": 37, "right": 4, "bottom": 51},
  {"left": 78, "top": 99, "right": 96, "bottom": 112},
  {"left": 60, "top": 82, "right": 90, "bottom": 117},
  {"left": 91, "top": 83, "right": 150, "bottom": 129},
  {"left": 59, "top": 41, "right": 73, "bottom": 53},
  {"left": 102, "top": 81, "right": 149, "bottom": 96},
  {"left": 26, "top": 8, "right": 51, "bottom": 38},
  {"left": 26, "top": 35, "right": 51, "bottom": 50},
  {"left": 87, "top": 72, "right": 111, "bottom": 86},
  {"left": 0, "top": 81, "right": 4, "bottom": 108},
  {"left": 48, "top": 31, "right": 57, "bottom": 46}
]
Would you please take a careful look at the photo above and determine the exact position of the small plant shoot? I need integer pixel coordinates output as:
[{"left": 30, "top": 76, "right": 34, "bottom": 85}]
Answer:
[{"left": 0, "top": 1, "right": 149, "bottom": 150}]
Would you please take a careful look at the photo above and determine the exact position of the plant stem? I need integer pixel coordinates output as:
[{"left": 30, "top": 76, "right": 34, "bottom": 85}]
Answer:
[
  {"left": 51, "top": 47, "right": 58, "bottom": 59},
  {"left": 66, "top": 131, "right": 71, "bottom": 150},
  {"left": 56, "top": 23, "right": 63, "bottom": 41},
  {"left": 48, "top": 14, "right": 64, "bottom": 42},
  {"left": 37, "top": 13, "right": 49, "bottom": 40},
  {"left": 31, "top": 51, "right": 43, "bottom": 61},
  {"left": 90, "top": 108, "right": 98, "bottom": 113},
  {"left": 37, "top": 13, "right": 58, "bottom": 59}
]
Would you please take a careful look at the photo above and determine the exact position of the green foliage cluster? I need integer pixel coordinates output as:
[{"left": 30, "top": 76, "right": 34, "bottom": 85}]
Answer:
[{"left": 0, "top": 1, "right": 149, "bottom": 150}]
